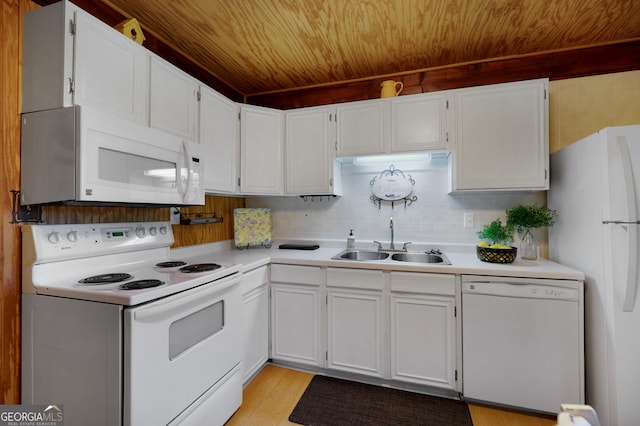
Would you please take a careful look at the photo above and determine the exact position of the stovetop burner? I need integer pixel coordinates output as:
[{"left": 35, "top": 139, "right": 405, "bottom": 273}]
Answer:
[
  {"left": 179, "top": 263, "right": 222, "bottom": 273},
  {"left": 119, "top": 279, "right": 164, "bottom": 290},
  {"left": 78, "top": 273, "right": 133, "bottom": 284},
  {"left": 155, "top": 261, "right": 187, "bottom": 268}
]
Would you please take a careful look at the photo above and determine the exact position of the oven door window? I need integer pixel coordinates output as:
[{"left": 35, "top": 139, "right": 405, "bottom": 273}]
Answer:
[{"left": 168, "top": 300, "right": 223, "bottom": 360}]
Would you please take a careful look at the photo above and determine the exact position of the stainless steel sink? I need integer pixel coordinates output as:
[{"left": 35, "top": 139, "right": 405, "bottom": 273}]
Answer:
[
  {"left": 331, "top": 249, "right": 451, "bottom": 264},
  {"left": 333, "top": 250, "right": 390, "bottom": 261},
  {"left": 391, "top": 252, "right": 451, "bottom": 264}
]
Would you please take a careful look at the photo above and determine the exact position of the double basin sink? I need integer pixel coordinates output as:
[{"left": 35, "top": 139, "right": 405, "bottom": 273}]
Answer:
[{"left": 332, "top": 249, "right": 451, "bottom": 265}]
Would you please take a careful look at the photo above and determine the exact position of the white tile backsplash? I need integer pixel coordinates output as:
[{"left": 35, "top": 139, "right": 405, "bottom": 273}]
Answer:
[{"left": 246, "top": 157, "right": 546, "bottom": 246}]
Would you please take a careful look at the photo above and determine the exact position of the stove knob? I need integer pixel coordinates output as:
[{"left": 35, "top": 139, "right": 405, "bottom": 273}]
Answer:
[
  {"left": 149, "top": 227, "right": 157, "bottom": 236},
  {"left": 135, "top": 226, "right": 146, "bottom": 238},
  {"left": 67, "top": 231, "right": 79, "bottom": 242},
  {"left": 159, "top": 226, "right": 168, "bottom": 235},
  {"left": 47, "top": 232, "right": 61, "bottom": 244}
]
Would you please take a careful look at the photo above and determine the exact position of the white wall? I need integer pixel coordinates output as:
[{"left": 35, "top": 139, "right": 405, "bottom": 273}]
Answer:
[{"left": 246, "top": 157, "right": 546, "bottom": 246}]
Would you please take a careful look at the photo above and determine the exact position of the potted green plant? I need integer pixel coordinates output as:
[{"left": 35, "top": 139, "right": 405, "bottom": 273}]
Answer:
[
  {"left": 506, "top": 204, "right": 557, "bottom": 260},
  {"left": 476, "top": 219, "right": 516, "bottom": 263}
]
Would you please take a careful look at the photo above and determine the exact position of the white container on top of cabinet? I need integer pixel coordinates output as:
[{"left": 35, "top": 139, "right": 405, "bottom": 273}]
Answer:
[
  {"left": 449, "top": 78, "right": 549, "bottom": 192},
  {"left": 22, "top": 0, "right": 149, "bottom": 124},
  {"left": 285, "top": 105, "right": 342, "bottom": 196}
]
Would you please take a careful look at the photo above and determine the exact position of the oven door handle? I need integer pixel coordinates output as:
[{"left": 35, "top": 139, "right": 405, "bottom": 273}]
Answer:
[{"left": 132, "top": 274, "right": 240, "bottom": 322}]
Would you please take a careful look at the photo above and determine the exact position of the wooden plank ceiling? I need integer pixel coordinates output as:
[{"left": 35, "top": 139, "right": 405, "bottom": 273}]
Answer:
[{"left": 37, "top": 0, "right": 640, "bottom": 104}]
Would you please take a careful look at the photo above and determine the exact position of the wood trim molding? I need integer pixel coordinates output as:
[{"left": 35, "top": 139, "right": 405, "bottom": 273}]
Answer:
[{"left": 247, "top": 39, "right": 640, "bottom": 109}]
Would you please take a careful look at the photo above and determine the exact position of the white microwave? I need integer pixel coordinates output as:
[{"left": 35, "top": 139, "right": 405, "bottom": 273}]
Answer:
[{"left": 21, "top": 106, "right": 204, "bottom": 206}]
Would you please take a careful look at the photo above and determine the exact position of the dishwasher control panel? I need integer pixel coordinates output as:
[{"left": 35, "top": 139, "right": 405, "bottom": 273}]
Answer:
[{"left": 462, "top": 275, "right": 582, "bottom": 301}]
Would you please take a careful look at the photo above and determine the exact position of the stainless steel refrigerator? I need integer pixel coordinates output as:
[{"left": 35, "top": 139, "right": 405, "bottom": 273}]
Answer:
[{"left": 549, "top": 124, "right": 640, "bottom": 426}]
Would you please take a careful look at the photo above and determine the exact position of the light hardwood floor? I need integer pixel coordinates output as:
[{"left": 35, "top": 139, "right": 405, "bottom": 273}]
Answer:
[{"left": 226, "top": 365, "right": 557, "bottom": 426}]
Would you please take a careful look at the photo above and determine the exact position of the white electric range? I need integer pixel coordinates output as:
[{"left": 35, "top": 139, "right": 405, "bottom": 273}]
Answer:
[{"left": 22, "top": 221, "right": 243, "bottom": 426}]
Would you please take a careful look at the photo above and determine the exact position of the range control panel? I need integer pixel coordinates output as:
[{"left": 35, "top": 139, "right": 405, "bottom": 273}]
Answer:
[{"left": 25, "top": 221, "right": 173, "bottom": 263}]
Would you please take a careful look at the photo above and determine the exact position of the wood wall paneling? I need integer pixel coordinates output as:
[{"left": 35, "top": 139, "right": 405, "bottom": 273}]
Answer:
[
  {"left": 246, "top": 39, "right": 640, "bottom": 110},
  {"left": 173, "top": 196, "right": 245, "bottom": 247},
  {"left": 1, "top": 0, "right": 37, "bottom": 405},
  {"left": 39, "top": 194, "right": 245, "bottom": 248}
]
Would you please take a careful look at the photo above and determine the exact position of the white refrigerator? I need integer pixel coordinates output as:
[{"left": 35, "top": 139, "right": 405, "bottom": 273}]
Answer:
[{"left": 548, "top": 124, "right": 640, "bottom": 426}]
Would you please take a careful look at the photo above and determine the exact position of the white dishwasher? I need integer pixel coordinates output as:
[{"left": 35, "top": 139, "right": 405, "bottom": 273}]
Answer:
[{"left": 461, "top": 275, "right": 584, "bottom": 414}]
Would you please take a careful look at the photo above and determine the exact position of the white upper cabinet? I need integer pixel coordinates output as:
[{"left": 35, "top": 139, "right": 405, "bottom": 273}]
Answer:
[
  {"left": 449, "top": 78, "right": 549, "bottom": 192},
  {"left": 285, "top": 106, "right": 342, "bottom": 196},
  {"left": 335, "top": 93, "right": 449, "bottom": 158},
  {"left": 240, "top": 105, "right": 284, "bottom": 195},
  {"left": 200, "top": 86, "right": 239, "bottom": 194},
  {"left": 336, "top": 99, "right": 390, "bottom": 157},
  {"left": 391, "top": 93, "right": 449, "bottom": 152},
  {"left": 23, "top": 0, "right": 149, "bottom": 124},
  {"left": 149, "top": 55, "right": 199, "bottom": 141}
]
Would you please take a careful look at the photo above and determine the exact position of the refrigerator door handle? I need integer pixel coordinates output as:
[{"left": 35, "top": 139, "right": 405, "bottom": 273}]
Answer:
[
  {"left": 616, "top": 136, "right": 637, "bottom": 221},
  {"left": 619, "top": 223, "right": 637, "bottom": 312},
  {"left": 614, "top": 135, "right": 638, "bottom": 311}
]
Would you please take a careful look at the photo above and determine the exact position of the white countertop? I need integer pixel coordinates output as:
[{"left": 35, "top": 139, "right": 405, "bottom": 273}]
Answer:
[{"left": 172, "top": 240, "right": 585, "bottom": 281}]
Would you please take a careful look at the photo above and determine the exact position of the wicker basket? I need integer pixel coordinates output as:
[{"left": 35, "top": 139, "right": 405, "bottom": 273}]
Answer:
[{"left": 476, "top": 245, "right": 517, "bottom": 263}]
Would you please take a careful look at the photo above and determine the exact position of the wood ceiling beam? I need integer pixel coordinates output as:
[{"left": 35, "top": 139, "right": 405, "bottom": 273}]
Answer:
[{"left": 247, "top": 39, "right": 640, "bottom": 109}]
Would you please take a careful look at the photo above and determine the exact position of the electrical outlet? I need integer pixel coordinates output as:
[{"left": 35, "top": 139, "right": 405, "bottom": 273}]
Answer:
[
  {"left": 464, "top": 212, "right": 474, "bottom": 228},
  {"left": 170, "top": 207, "right": 181, "bottom": 225}
]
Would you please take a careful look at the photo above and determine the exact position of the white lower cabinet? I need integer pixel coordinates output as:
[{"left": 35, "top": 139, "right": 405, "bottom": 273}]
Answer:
[
  {"left": 241, "top": 265, "right": 269, "bottom": 384},
  {"left": 327, "top": 288, "right": 385, "bottom": 378},
  {"left": 390, "top": 272, "right": 458, "bottom": 391},
  {"left": 326, "top": 268, "right": 385, "bottom": 378},
  {"left": 270, "top": 265, "right": 324, "bottom": 367},
  {"left": 269, "top": 264, "right": 459, "bottom": 393}
]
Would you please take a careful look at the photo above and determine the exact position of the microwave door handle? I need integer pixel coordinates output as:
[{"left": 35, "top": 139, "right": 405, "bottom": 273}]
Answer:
[{"left": 181, "top": 140, "right": 193, "bottom": 203}]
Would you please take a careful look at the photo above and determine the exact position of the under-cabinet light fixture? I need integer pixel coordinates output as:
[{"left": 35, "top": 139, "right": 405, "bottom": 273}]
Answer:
[{"left": 352, "top": 152, "right": 431, "bottom": 166}]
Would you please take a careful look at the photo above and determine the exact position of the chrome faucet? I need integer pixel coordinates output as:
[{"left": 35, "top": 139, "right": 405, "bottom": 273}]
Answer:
[
  {"left": 373, "top": 216, "right": 411, "bottom": 252},
  {"left": 390, "top": 216, "right": 395, "bottom": 250}
]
